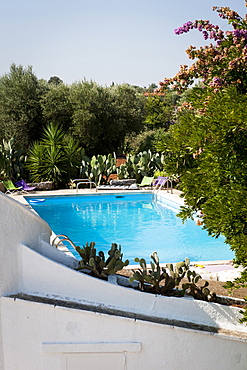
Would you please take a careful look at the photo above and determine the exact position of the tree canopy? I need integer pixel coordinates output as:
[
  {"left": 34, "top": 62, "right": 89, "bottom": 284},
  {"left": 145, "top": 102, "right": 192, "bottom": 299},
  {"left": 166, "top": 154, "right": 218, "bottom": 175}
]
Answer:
[
  {"left": 41, "top": 83, "right": 73, "bottom": 131},
  {"left": 69, "top": 81, "right": 145, "bottom": 156},
  {"left": 0, "top": 69, "right": 149, "bottom": 157},
  {"left": 161, "top": 87, "right": 247, "bottom": 265},
  {"left": 144, "top": 91, "right": 179, "bottom": 129},
  {"left": 0, "top": 64, "right": 44, "bottom": 150}
]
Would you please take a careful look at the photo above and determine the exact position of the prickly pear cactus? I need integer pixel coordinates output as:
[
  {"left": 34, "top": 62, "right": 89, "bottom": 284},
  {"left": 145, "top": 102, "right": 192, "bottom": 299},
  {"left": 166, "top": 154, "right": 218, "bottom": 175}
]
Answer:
[
  {"left": 76, "top": 242, "right": 128, "bottom": 278},
  {"left": 129, "top": 257, "right": 148, "bottom": 291},
  {"left": 117, "top": 150, "right": 165, "bottom": 182},
  {"left": 104, "top": 243, "right": 129, "bottom": 275},
  {"left": 129, "top": 253, "right": 191, "bottom": 296},
  {"left": 182, "top": 269, "right": 216, "bottom": 301},
  {"left": 80, "top": 153, "right": 117, "bottom": 185}
]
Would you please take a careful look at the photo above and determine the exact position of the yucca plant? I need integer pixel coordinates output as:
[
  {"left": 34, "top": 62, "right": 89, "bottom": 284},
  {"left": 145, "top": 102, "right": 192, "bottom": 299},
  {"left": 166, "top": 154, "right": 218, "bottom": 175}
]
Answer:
[{"left": 26, "top": 123, "right": 82, "bottom": 188}]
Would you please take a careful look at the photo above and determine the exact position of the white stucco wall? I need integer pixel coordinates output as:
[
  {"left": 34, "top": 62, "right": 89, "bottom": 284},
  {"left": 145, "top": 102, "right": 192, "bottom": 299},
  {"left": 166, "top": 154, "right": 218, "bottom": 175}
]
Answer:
[
  {"left": 1, "top": 296, "right": 247, "bottom": 370},
  {"left": 0, "top": 193, "right": 50, "bottom": 295},
  {"left": 1, "top": 192, "right": 247, "bottom": 370},
  {"left": 0, "top": 193, "right": 79, "bottom": 296},
  {"left": 0, "top": 193, "right": 78, "bottom": 369},
  {"left": 19, "top": 244, "right": 246, "bottom": 334}
]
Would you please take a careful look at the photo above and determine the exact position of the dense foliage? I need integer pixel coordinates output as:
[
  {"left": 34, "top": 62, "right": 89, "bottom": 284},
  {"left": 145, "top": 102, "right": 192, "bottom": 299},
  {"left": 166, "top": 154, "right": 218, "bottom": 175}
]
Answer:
[
  {"left": 41, "top": 83, "right": 73, "bottom": 131},
  {"left": 144, "top": 91, "right": 178, "bottom": 129},
  {"left": 0, "top": 68, "right": 158, "bottom": 162},
  {"left": 69, "top": 81, "right": 145, "bottom": 156},
  {"left": 157, "top": 2, "right": 247, "bottom": 319},
  {"left": 0, "top": 66, "right": 170, "bottom": 180},
  {"left": 0, "top": 64, "right": 44, "bottom": 150},
  {"left": 162, "top": 87, "right": 247, "bottom": 266}
]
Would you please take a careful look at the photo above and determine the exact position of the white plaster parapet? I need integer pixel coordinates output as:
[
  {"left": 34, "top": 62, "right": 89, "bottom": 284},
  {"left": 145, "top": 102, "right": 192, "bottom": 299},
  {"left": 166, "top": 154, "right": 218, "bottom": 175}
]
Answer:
[{"left": 18, "top": 244, "right": 247, "bottom": 335}]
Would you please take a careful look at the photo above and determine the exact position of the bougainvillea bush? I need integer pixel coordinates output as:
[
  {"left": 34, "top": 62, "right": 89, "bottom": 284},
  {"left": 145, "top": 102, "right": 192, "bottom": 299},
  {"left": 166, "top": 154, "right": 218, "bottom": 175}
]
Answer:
[{"left": 158, "top": 4, "right": 247, "bottom": 94}]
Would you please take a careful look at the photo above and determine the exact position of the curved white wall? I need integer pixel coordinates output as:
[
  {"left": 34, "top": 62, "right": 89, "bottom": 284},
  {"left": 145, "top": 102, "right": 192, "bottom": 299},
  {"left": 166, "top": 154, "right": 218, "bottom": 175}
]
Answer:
[
  {"left": 0, "top": 193, "right": 50, "bottom": 296},
  {"left": 1, "top": 296, "right": 247, "bottom": 370},
  {"left": 0, "top": 193, "right": 79, "bottom": 296},
  {"left": 19, "top": 244, "right": 245, "bottom": 333}
]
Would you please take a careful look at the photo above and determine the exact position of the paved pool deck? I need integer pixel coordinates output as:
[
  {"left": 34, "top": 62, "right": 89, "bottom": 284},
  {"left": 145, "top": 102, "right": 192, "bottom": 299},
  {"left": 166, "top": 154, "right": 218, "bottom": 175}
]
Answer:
[{"left": 7, "top": 187, "right": 243, "bottom": 282}]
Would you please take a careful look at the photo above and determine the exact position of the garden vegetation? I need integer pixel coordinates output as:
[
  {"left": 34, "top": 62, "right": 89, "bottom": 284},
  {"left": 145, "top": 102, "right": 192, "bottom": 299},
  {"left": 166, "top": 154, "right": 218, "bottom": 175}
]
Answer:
[
  {"left": 157, "top": 2, "right": 247, "bottom": 322},
  {"left": 1, "top": 2, "right": 247, "bottom": 320}
]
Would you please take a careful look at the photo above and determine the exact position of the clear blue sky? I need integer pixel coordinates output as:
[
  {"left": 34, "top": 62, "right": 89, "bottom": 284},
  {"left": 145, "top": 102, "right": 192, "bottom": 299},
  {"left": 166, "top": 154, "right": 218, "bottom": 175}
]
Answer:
[{"left": 0, "top": 0, "right": 246, "bottom": 87}]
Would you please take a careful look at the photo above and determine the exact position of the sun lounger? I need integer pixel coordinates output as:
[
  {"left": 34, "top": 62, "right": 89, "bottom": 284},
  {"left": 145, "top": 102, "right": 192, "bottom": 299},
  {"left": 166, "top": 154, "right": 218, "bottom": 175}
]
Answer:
[
  {"left": 15, "top": 179, "right": 36, "bottom": 192},
  {"left": 26, "top": 181, "right": 53, "bottom": 190},
  {"left": 153, "top": 176, "right": 168, "bottom": 189},
  {"left": 3, "top": 180, "right": 22, "bottom": 194},
  {"left": 137, "top": 176, "right": 154, "bottom": 189}
]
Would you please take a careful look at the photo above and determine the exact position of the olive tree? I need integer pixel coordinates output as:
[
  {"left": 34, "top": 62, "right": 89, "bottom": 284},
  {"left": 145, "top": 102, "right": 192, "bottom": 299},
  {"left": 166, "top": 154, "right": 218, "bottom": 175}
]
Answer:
[
  {"left": 69, "top": 81, "right": 145, "bottom": 156},
  {"left": 41, "top": 82, "right": 73, "bottom": 131},
  {"left": 0, "top": 64, "right": 44, "bottom": 150}
]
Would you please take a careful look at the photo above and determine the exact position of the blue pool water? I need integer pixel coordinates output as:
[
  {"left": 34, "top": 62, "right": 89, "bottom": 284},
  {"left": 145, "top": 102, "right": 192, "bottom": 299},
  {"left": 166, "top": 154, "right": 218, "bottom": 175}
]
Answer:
[{"left": 26, "top": 193, "right": 234, "bottom": 264}]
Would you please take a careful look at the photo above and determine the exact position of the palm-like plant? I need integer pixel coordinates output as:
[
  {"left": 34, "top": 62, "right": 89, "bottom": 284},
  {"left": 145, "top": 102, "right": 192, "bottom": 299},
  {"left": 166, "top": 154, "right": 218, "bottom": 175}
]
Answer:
[
  {"left": 41, "top": 123, "right": 65, "bottom": 146},
  {"left": 63, "top": 136, "right": 83, "bottom": 181},
  {"left": 26, "top": 123, "right": 82, "bottom": 188},
  {"left": 43, "top": 146, "right": 67, "bottom": 185},
  {"left": 26, "top": 142, "right": 46, "bottom": 181}
]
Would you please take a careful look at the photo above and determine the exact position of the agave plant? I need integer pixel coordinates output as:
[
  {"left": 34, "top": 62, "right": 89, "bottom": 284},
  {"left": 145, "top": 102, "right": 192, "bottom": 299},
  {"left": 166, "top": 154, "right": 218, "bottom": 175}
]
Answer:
[{"left": 0, "top": 137, "right": 26, "bottom": 179}]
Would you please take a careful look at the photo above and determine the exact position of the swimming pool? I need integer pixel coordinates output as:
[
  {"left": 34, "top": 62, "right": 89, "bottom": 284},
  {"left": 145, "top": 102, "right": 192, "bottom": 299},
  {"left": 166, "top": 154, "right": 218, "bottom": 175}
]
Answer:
[{"left": 26, "top": 193, "right": 234, "bottom": 264}]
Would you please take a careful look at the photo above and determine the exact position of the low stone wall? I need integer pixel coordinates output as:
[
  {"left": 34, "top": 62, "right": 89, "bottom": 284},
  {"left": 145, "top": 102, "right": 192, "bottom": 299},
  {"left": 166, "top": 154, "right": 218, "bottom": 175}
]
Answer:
[
  {"left": 28, "top": 181, "right": 53, "bottom": 190},
  {"left": 110, "top": 179, "right": 136, "bottom": 186}
]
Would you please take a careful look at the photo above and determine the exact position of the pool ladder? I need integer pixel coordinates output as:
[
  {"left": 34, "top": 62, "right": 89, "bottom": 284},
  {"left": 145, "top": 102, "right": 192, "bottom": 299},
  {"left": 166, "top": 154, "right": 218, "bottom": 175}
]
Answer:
[
  {"left": 71, "top": 179, "right": 97, "bottom": 192},
  {"left": 52, "top": 234, "right": 77, "bottom": 250},
  {"left": 153, "top": 178, "right": 173, "bottom": 194}
]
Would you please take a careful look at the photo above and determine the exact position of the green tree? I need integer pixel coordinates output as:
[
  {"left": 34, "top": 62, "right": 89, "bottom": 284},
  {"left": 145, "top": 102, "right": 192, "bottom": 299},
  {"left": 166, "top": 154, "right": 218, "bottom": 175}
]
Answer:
[
  {"left": 162, "top": 88, "right": 247, "bottom": 265},
  {"left": 124, "top": 130, "right": 157, "bottom": 154},
  {"left": 48, "top": 76, "right": 63, "bottom": 85},
  {"left": 144, "top": 90, "right": 179, "bottom": 129},
  {"left": 69, "top": 81, "right": 145, "bottom": 156},
  {"left": 41, "top": 83, "right": 73, "bottom": 131},
  {"left": 110, "top": 83, "right": 145, "bottom": 150},
  {"left": 145, "top": 83, "right": 158, "bottom": 93},
  {"left": 70, "top": 81, "right": 113, "bottom": 156},
  {"left": 0, "top": 64, "right": 44, "bottom": 150}
]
